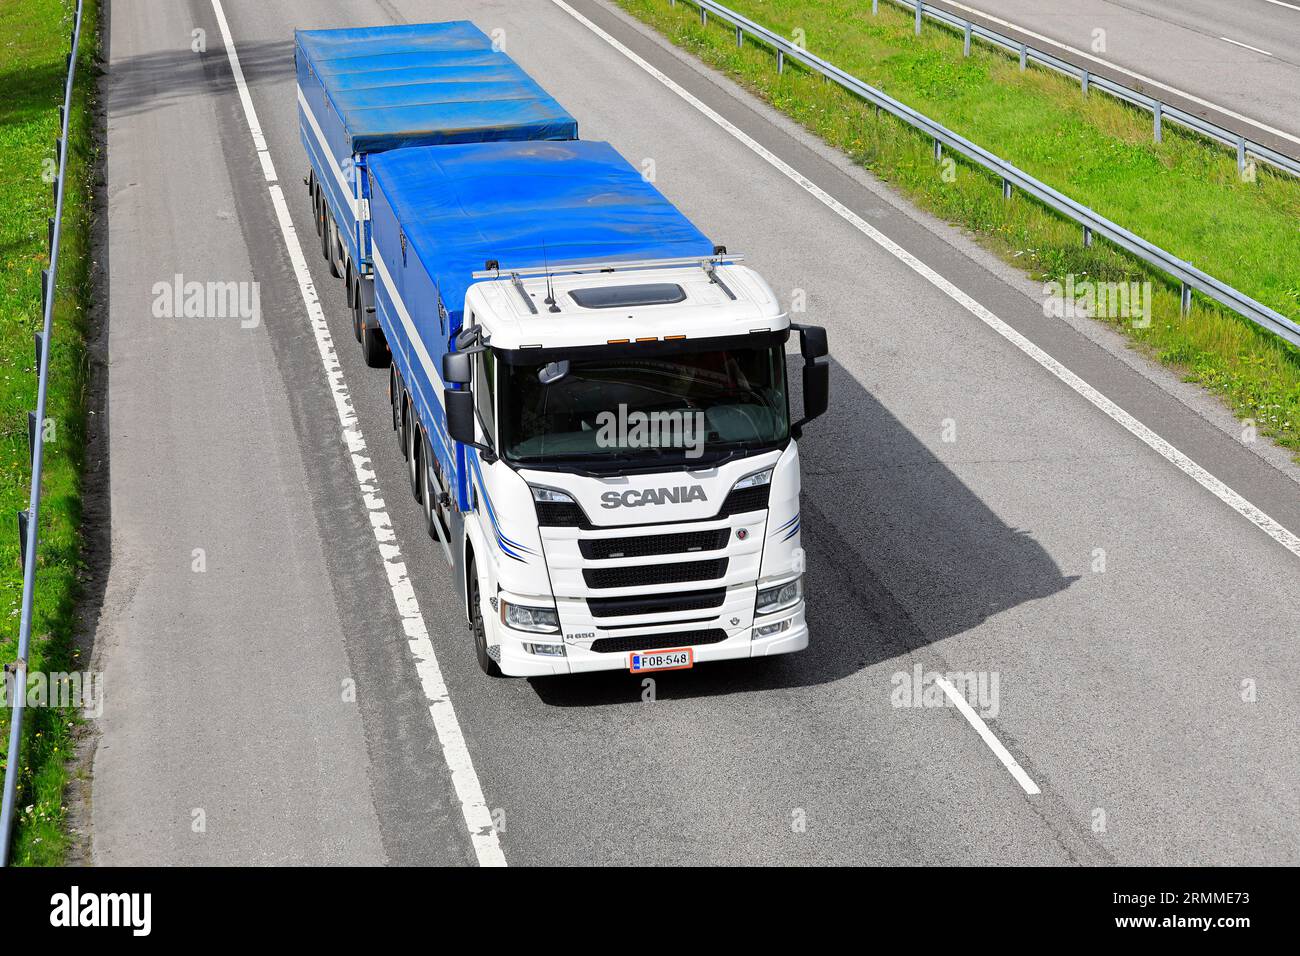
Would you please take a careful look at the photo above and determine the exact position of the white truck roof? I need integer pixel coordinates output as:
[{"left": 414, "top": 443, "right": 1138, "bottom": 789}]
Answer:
[{"left": 464, "top": 262, "right": 787, "bottom": 351}]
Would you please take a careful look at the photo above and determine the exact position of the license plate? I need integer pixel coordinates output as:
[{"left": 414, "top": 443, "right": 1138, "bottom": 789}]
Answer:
[{"left": 628, "top": 648, "right": 694, "bottom": 673}]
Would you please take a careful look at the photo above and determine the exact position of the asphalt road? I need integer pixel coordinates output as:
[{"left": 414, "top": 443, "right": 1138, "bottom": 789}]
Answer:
[
  {"left": 90, "top": 0, "right": 1300, "bottom": 866},
  {"left": 926, "top": 0, "right": 1300, "bottom": 152}
]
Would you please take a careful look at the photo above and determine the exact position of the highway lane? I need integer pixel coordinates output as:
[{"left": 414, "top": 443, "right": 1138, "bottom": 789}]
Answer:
[
  {"left": 91, "top": 0, "right": 1300, "bottom": 865},
  {"left": 925, "top": 0, "right": 1300, "bottom": 149}
]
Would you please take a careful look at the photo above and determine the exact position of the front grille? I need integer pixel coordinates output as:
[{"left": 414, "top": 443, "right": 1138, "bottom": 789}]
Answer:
[
  {"left": 579, "top": 528, "right": 729, "bottom": 560},
  {"left": 719, "top": 484, "right": 770, "bottom": 516},
  {"left": 591, "top": 629, "right": 729, "bottom": 654},
  {"left": 587, "top": 588, "right": 727, "bottom": 618},
  {"left": 535, "top": 500, "right": 588, "bottom": 528},
  {"left": 583, "top": 558, "right": 728, "bottom": 589}
]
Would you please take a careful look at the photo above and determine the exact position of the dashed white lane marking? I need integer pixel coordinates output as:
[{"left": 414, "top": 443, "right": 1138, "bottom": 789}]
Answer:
[
  {"left": 211, "top": 0, "right": 506, "bottom": 867},
  {"left": 552, "top": 0, "right": 1300, "bottom": 563},
  {"left": 931, "top": 0, "right": 1300, "bottom": 146},
  {"left": 934, "top": 677, "right": 1040, "bottom": 795},
  {"left": 1219, "top": 36, "right": 1275, "bottom": 56}
]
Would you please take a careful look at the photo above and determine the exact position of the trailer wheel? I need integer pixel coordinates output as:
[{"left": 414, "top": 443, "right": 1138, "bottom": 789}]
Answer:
[
  {"left": 361, "top": 321, "right": 388, "bottom": 368},
  {"left": 325, "top": 214, "right": 342, "bottom": 279},
  {"left": 389, "top": 367, "right": 401, "bottom": 432},
  {"left": 420, "top": 436, "right": 437, "bottom": 539},
  {"left": 467, "top": 559, "right": 501, "bottom": 677},
  {"left": 407, "top": 416, "right": 422, "bottom": 503},
  {"left": 350, "top": 280, "right": 363, "bottom": 343}
]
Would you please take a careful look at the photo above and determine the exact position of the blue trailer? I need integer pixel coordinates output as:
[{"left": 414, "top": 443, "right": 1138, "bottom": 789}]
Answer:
[{"left": 295, "top": 22, "right": 578, "bottom": 363}]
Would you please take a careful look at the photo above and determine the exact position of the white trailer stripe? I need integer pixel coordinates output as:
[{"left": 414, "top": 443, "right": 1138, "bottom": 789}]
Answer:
[
  {"left": 212, "top": 0, "right": 506, "bottom": 867},
  {"left": 552, "top": 0, "right": 1300, "bottom": 562},
  {"left": 297, "top": 86, "right": 359, "bottom": 218}
]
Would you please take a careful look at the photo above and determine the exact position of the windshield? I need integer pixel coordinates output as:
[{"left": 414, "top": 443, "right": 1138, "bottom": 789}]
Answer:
[{"left": 500, "top": 343, "right": 789, "bottom": 468}]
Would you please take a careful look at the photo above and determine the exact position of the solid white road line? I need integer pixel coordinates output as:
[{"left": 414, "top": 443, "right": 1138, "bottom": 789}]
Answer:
[
  {"left": 930, "top": 0, "right": 1300, "bottom": 146},
  {"left": 1219, "top": 36, "right": 1275, "bottom": 56},
  {"left": 934, "top": 677, "right": 1040, "bottom": 796},
  {"left": 210, "top": 0, "right": 506, "bottom": 867},
  {"left": 1264, "top": 0, "right": 1300, "bottom": 13},
  {"left": 210, "top": 0, "right": 277, "bottom": 183},
  {"left": 552, "top": 0, "right": 1300, "bottom": 565}
]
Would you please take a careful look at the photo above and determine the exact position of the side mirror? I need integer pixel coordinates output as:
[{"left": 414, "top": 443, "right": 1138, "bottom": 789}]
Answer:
[
  {"left": 444, "top": 387, "right": 478, "bottom": 447},
  {"left": 791, "top": 324, "right": 829, "bottom": 433},
  {"left": 795, "top": 323, "right": 828, "bottom": 360},
  {"left": 442, "top": 350, "right": 472, "bottom": 385}
]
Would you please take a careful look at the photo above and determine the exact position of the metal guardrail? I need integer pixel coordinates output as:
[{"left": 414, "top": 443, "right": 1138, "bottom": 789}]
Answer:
[
  {"left": 0, "top": 0, "right": 86, "bottom": 864},
  {"left": 667, "top": 0, "right": 1300, "bottom": 349},
  {"left": 883, "top": 0, "right": 1300, "bottom": 180}
]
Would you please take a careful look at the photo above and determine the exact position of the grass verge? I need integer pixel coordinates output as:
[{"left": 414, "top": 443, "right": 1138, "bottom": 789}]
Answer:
[
  {"left": 617, "top": 0, "right": 1300, "bottom": 456},
  {"left": 0, "top": 0, "right": 99, "bottom": 865}
]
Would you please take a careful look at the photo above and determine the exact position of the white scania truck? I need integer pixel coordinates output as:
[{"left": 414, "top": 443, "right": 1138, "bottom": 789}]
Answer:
[{"left": 298, "top": 22, "right": 828, "bottom": 676}]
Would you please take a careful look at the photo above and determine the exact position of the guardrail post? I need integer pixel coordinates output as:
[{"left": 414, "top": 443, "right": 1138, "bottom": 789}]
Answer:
[
  {"left": 17, "top": 511, "right": 29, "bottom": 571},
  {"left": 736, "top": 25, "right": 743, "bottom": 47},
  {"left": 963, "top": 23, "right": 971, "bottom": 56},
  {"left": 777, "top": 49, "right": 784, "bottom": 73},
  {"left": 1083, "top": 225, "right": 1093, "bottom": 248},
  {"left": 1082, "top": 69, "right": 1090, "bottom": 95},
  {"left": 701, "top": 7, "right": 707, "bottom": 26},
  {"left": 1236, "top": 136, "right": 1246, "bottom": 174},
  {"left": 1153, "top": 102, "right": 1163, "bottom": 143},
  {"left": 1002, "top": 178, "right": 1012, "bottom": 199},
  {"left": 915, "top": 2, "right": 922, "bottom": 35},
  {"left": 872, "top": 0, "right": 878, "bottom": 13},
  {"left": 934, "top": 139, "right": 942, "bottom": 162},
  {"left": 1019, "top": 44, "right": 1027, "bottom": 71},
  {"left": 34, "top": 332, "right": 43, "bottom": 376},
  {"left": 1180, "top": 282, "right": 1192, "bottom": 316}
]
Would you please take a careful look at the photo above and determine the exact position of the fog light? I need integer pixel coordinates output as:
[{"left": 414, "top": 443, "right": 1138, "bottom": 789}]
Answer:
[
  {"left": 752, "top": 619, "right": 790, "bottom": 640},
  {"left": 523, "top": 642, "right": 566, "bottom": 657}
]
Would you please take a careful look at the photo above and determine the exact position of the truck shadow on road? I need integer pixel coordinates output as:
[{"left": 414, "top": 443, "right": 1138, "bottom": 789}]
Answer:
[{"left": 530, "top": 358, "right": 1079, "bottom": 706}]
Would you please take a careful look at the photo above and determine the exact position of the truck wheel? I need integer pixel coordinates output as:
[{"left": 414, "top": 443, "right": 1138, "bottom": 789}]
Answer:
[
  {"left": 361, "top": 322, "right": 388, "bottom": 368},
  {"left": 467, "top": 561, "right": 501, "bottom": 677},
  {"left": 350, "top": 282, "right": 363, "bottom": 343},
  {"left": 390, "top": 368, "right": 401, "bottom": 433},
  {"left": 325, "top": 215, "right": 342, "bottom": 279},
  {"left": 407, "top": 418, "right": 422, "bottom": 503},
  {"left": 420, "top": 438, "right": 437, "bottom": 539}
]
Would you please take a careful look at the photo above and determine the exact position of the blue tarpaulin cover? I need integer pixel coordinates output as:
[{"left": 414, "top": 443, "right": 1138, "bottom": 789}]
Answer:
[
  {"left": 295, "top": 21, "right": 578, "bottom": 153},
  {"left": 367, "top": 140, "right": 715, "bottom": 318}
]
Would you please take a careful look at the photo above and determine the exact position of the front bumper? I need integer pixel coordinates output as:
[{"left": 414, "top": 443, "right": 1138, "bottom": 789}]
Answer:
[{"left": 494, "top": 604, "right": 808, "bottom": 677}]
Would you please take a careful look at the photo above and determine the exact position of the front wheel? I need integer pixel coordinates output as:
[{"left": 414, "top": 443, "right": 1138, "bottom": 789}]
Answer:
[{"left": 467, "top": 561, "right": 501, "bottom": 677}]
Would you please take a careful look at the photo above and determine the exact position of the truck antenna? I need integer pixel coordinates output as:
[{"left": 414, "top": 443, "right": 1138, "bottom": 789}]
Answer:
[{"left": 542, "top": 240, "right": 560, "bottom": 313}]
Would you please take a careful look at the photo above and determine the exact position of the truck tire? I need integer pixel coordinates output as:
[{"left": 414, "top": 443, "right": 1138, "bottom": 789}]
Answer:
[
  {"left": 350, "top": 281, "right": 363, "bottom": 343},
  {"left": 407, "top": 415, "right": 422, "bottom": 503},
  {"left": 467, "top": 560, "right": 501, "bottom": 677},
  {"left": 361, "top": 322, "right": 388, "bottom": 368},
  {"left": 419, "top": 436, "right": 437, "bottom": 539},
  {"left": 325, "top": 215, "right": 342, "bottom": 279}
]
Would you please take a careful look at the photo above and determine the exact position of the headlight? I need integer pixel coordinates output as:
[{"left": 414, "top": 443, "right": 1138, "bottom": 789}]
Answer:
[
  {"left": 530, "top": 485, "right": 575, "bottom": 504},
  {"left": 732, "top": 467, "right": 773, "bottom": 491},
  {"left": 500, "top": 600, "right": 560, "bottom": 633},
  {"left": 755, "top": 576, "right": 802, "bottom": 615}
]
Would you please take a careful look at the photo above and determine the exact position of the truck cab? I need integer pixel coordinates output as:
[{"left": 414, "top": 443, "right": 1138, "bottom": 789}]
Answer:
[{"left": 441, "top": 257, "right": 828, "bottom": 676}]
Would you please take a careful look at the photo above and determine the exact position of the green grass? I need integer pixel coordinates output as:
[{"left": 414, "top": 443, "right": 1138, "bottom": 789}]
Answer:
[
  {"left": 618, "top": 0, "right": 1300, "bottom": 454},
  {"left": 0, "top": 0, "right": 98, "bottom": 865}
]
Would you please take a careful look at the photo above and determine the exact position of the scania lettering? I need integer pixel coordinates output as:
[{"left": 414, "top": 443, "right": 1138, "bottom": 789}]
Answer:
[{"left": 298, "top": 22, "right": 829, "bottom": 676}]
